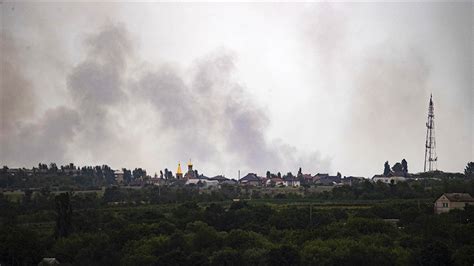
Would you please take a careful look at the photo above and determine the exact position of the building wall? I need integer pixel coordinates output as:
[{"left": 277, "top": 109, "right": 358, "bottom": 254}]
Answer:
[
  {"left": 373, "top": 176, "right": 406, "bottom": 184},
  {"left": 434, "top": 197, "right": 451, "bottom": 214},
  {"left": 434, "top": 197, "right": 474, "bottom": 214}
]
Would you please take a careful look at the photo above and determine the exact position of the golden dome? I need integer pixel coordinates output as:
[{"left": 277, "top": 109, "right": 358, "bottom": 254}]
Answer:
[{"left": 177, "top": 163, "right": 182, "bottom": 175}]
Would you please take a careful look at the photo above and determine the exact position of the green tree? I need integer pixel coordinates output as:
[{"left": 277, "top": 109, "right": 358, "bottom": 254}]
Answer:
[
  {"left": 392, "top": 162, "right": 403, "bottom": 173},
  {"left": 401, "top": 159, "right": 408, "bottom": 174},
  {"left": 53, "top": 233, "right": 117, "bottom": 265},
  {"left": 186, "top": 221, "right": 222, "bottom": 252},
  {"left": 452, "top": 245, "right": 474, "bottom": 266},
  {"left": 0, "top": 225, "right": 44, "bottom": 265},
  {"left": 384, "top": 161, "right": 391, "bottom": 176},
  {"left": 266, "top": 245, "right": 300, "bottom": 266},
  {"left": 465, "top": 162, "right": 474, "bottom": 178},
  {"left": 416, "top": 241, "right": 452, "bottom": 266},
  {"left": 210, "top": 248, "right": 241, "bottom": 266},
  {"left": 123, "top": 168, "right": 132, "bottom": 184},
  {"left": 55, "top": 192, "right": 73, "bottom": 238}
]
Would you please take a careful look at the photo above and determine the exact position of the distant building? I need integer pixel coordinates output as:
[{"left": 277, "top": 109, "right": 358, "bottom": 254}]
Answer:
[
  {"left": 313, "top": 173, "right": 329, "bottom": 183},
  {"left": 176, "top": 163, "right": 183, "bottom": 179},
  {"left": 284, "top": 179, "right": 300, "bottom": 187},
  {"left": 316, "top": 175, "right": 341, "bottom": 186},
  {"left": 240, "top": 173, "right": 261, "bottom": 186},
  {"left": 186, "top": 179, "right": 203, "bottom": 186},
  {"left": 372, "top": 175, "right": 406, "bottom": 184},
  {"left": 342, "top": 176, "right": 365, "bottom": 186},
  {"left": 434, "top": 193, "right": 474, "bottom": 214},
  {"left": 185, "top": 178, "right": 218, "bottom": 189},
  {"left": 149, "top": 176, "right": 166, "bottom": 186},
  {"left": 114, "top": 170, "right": 124, "bottom": 184},
  {"left": 208, "top": 175, "right": 226, "bottom": 182},
  {"left": 266, "top": 178, "right": 285, "bottom": 187},
  {"left": 301, "top": 174, "right": 313, "bottom": 184},
  {"left": 184, "top": 160, "right": 197, "bottom": 179},
  {"left": 220, "top": 179, "right": 238, "bottom": 186},
  {"left": 203, "top": 180, "right": 219, "bottom": 189}
]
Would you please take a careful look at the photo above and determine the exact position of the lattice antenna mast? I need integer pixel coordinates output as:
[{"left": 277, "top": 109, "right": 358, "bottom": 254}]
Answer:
[{"left": 424, "top": 94, "right": 437, "bottom": 172}]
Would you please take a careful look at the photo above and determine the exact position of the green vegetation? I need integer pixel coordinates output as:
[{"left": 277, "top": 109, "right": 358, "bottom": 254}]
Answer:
[{"left": 1, "top": 176, "right": 474, "bottom": 265}]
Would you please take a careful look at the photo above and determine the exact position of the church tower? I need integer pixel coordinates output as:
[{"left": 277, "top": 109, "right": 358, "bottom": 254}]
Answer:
[
  {"left": 184, "top": 159, "right": 197, "bottom": 179},
  {"left": 176, "top": 163, "right": 183, "bottom": 179},
  {"left": 187, "top": 159, "right": 193, "bottom": 173}
]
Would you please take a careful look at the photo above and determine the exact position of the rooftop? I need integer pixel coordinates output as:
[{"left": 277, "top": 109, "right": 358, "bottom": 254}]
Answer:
[{"left": 443, "top": 193, "right": 474, "bottom": 202}]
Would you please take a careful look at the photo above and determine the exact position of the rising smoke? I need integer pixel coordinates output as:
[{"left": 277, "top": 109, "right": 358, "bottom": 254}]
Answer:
[
  {"left": 2, "top": 3, "right": 470, "bottom": 176},
  {"left": 1, "top": 21, "right": 330, "bottom": 176}
]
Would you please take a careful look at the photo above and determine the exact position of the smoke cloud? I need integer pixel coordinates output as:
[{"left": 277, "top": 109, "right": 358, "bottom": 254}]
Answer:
[
  {"left": 135, "top": 48, "right": 326, "bottom": 174},
  {"left": 1, "top": 3, "right": 470, "bottom": 176},
  {"left": 1, "top": 20, "right": 329, "bottom": 176},
  {"left": 0, "top": 33, "right": 37, "bottom": 133}
]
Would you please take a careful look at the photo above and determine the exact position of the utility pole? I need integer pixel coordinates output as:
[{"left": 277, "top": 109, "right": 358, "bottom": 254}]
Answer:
[{"left": 424, "top": 94, "right": 438, "bottom": 172}]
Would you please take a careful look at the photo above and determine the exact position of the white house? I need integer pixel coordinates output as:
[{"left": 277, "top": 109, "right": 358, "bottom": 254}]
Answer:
[
  {"left": 186, "top": 179, "right": 219, "bottom": 189},
  {"left": 284, "top": 179, "right": 300, "bottom": 187},
  {"left": 372, "top": 175, "right": 406, "bottom": 184}
]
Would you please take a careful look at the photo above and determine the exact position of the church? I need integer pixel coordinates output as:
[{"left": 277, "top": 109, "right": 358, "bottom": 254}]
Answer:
[{"left": 176, "top": 160, "right": 198, "bottom": 180}]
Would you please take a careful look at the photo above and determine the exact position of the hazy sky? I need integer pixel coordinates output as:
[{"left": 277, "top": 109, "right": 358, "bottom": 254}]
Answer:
[{"left": 1, "top": 2, "right": 472, "bottom": 178}]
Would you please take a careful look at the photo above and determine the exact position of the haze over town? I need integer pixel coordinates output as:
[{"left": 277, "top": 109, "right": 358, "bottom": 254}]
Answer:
[{"left": 1, "top": 2, "right": 472, "bottom": 178}]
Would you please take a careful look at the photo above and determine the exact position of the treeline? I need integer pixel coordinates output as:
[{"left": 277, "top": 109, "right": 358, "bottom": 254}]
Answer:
[
  {"left": 1, "top": 193, "right": 474, "bottom": 265},
  {"left": 2, "top": 177, "right": 474, "bottom": 265},
  {"left": 3, "top": 178, "right": 474, "bottom": 212},
  {"left": 0, "top": 163, "right": 147, "bottom": 189},
  {"left": 2, "top": 161, "right": 473, "bottom": 190}
]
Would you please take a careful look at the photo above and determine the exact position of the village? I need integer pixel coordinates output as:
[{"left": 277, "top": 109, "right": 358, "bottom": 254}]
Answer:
[
  {"left": 0, "top": 159, "right": 425, "bottom": 190},
  {"left": 2, "top": 160, "right": 474, "bottom": 215}
]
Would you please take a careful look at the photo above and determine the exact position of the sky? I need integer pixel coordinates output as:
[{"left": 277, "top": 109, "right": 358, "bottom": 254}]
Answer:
[{"left": 0, "top": 2, "right": 472, "bottom": 178}]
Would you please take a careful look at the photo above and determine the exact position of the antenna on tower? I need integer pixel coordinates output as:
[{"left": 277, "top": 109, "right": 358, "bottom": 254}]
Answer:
[{"left": 424, "top": 94, "right": 438, "bottom": 172}]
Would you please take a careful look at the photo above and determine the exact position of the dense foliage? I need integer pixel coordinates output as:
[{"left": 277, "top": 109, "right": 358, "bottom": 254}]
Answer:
[{"left": 1, "top": 177, "right": 474, "bottom": 265}]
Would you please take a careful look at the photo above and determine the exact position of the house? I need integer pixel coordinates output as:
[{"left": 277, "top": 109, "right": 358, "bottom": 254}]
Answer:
[
  {"left": 434, "top": 193, "right": 474, "bottom": 214},
  {"left": 285, "top": 179, "right": 300, "bottom": 187},
  {"left": 372, "top": 175, "right": 406, "bottom": 184},
  {"left": 239, "top": 173, "right": 261, "bottom": 186},
  {"left": 284, "top": 178, "right": 300, "bottom": 187},
  {"left": 342, "top": 176, "right": 365, "bottom": 186},
  {"left": 208, "top": 175, "right": 228, "bottom": 182},
  {"left": 185, "top": 179, "right": 204, "bottom": 186},
  {"left": 266, "top": 178, "right": 285, "bottom": 187},
  {"left": 169, "top": 179, "right": 187, "bottom": 187},
  {"left": 313, "top": 173, "right": 329, "bottom": 183},
  {"left": 149, "top": 177, "right": 166, "bottom": 186},
  {"left": 316, "top": 175, "right": 341, "bottom": 186},
  {"left": 220, "top": 179, "right": 238, "bottom": 186},
  {"left": 203, "top": 180, "right": 219, "bottom": 189},
  {"left": 301, "top": 174, "right": 313, "bottom": 184},
  {"left": 185, "top": 178, "right": 219, "bottom": 189},
  {"left": 114, "top": 170, "right": 124, "bottom": 184}
]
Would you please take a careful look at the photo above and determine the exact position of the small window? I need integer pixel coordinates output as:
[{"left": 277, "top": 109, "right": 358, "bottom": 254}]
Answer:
[{"left": 442, "top": 203, "right": 448, "bottom": 208}]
